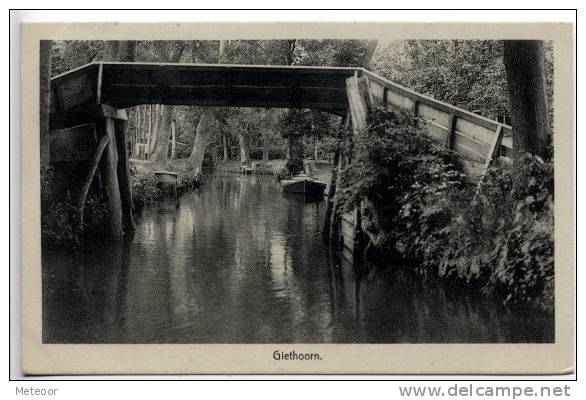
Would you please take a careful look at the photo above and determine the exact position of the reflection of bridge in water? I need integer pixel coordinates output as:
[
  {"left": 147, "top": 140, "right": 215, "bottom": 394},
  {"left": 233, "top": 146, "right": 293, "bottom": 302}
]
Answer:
[{"left": 47, "top": 62, "right": 513, "bottom": 260}]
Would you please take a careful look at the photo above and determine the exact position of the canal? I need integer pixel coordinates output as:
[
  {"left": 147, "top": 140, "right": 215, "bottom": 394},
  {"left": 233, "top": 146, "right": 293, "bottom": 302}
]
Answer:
[{"left": 42, "top": 173, "right": 554, "bottom": 343}]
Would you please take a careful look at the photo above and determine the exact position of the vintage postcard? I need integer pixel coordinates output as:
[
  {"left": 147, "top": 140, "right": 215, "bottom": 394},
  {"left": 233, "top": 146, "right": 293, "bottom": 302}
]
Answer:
[{"left": 20, "top": 21, "right": 574, "bottom": 374}]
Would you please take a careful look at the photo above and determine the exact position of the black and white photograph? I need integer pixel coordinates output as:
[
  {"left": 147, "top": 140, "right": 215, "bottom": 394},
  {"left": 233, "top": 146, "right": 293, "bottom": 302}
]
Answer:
[{"left": 17, "top": 19, "right": 574, "bottom": 375}]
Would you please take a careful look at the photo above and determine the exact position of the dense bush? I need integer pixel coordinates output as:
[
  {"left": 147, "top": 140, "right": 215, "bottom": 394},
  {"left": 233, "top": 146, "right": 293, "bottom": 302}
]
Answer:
[
  {"left": 131, "top": 169, "right": 200, "bottom": 211},
  {"left": 41, "top": 166, "right": 109, "bottom": 248},
  {"left": 41, "top": 192, "right": 82, "bottom": 248},
  {"left": 482, "top": 155, "right": 554, "bottom": 309},
  {"left": 253, "top": 163, "right": 274, "bottom": 175},
  {"left": 338, "top": 107, "right": 554, "bottom": 310},
  {"left": 131, "top": 172, "right": 163, "bottom": 211},
  {"left": 338, "top": 107, "right": 469, "bottom": 254}
]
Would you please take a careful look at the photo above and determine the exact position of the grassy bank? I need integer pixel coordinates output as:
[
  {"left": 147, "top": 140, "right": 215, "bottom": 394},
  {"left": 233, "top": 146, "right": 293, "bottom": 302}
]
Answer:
[{"left": 130, "top": 159, "right": 200, "bottom": 212}]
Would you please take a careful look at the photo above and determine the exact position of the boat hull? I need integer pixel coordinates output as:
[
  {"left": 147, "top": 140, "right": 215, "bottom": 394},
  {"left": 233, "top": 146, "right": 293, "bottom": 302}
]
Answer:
[{"left": 281, "top": 177, "right": 326, "bottom": 198}]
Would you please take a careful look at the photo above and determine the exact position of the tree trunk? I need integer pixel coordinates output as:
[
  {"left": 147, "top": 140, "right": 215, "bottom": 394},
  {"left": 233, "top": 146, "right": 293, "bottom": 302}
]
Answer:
[
  {"left": 133, "top": 106, "right": 140, "bottom": 158},
  {"left": 149, "top": 104, "right": 161, "bottom": 155},
  {"left": 279, "top": 39, "right": 297, "bottom": 65},
  {"left": 150, "top": 104, "right": 176, "bottom": 166},
  {"left": 222, "top": 132, "right": 230, "bottom": 161},
  {"left": 149, "top": 43, "right": 186, "bottom": 166},
  {"left": 503, "top": 40, "right": 551, "bottom": 159},
  {"left": 170, "top": 119, "right": 176, "bottom": 159},
  {"left": 361, "top": 40, "right": 378, "bottom": 69},
  {"left": 187, "top": 40, "right": 227, "bottom": 171},
  {"left": 103, "top": 41, "right": 120, "bottom": 61},
  {"left": 188, "top": 109, "right": 214, "bottom": 176},
  {"left": 262, "top": 137, "right": 270, "bottom": 161},
  {"left": 138, "top": 105, "right": 145, "bottom": 158},
  {"left": 239, "top": 131, "right": 251, "bottom": 164},
  {"left": 39, "top": 40, "right": 52, "bottom": 168},
  {"left": 103, "top": 40, "right": 136, "bottom": 62},
  {"left": 146, "top": 104, "right": 152, "bottom": 158},
  {"left": 313, "top": 137, "right": 318, "bottom": 160}
]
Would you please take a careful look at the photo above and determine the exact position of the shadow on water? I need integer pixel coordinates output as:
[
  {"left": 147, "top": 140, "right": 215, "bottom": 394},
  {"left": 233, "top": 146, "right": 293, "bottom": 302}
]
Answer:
[{"left": 42, "top": 173, "right": 554, "bottom": 343}]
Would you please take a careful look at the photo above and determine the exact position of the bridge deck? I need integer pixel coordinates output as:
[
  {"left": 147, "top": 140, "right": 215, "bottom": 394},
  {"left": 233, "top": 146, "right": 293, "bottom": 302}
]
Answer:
[
  {"left": 50, "top": 61, "right": 513, "bottom": 167},
  {"left": 50, "top": 62, "right": 358, "bottom": 128}
]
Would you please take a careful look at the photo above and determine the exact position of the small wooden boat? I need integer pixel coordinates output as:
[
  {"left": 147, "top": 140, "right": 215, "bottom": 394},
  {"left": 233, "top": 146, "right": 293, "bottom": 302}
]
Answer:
[{"left": 280, "top": 174, "right": 327, "bottom": 198}]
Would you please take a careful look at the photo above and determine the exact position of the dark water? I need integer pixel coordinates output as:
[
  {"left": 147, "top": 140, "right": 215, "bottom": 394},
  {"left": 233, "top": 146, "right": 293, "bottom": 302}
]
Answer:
[{"left": 42, "top": 174, "right": 553, "bottom": 343}]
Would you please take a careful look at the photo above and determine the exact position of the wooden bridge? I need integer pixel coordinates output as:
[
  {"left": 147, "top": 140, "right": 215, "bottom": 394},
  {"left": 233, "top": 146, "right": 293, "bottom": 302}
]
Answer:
[{"left": 47, "top": 61, "right": 513, "bottom": 246}]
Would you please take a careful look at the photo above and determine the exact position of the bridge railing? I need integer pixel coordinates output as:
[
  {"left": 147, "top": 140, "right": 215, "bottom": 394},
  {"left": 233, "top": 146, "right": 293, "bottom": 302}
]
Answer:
[
  {"left": 335, "top": 70, "right": 515, "bottom": 261},
  {"left": 360, "top": 69, "right": 512, "bottom": 177}
]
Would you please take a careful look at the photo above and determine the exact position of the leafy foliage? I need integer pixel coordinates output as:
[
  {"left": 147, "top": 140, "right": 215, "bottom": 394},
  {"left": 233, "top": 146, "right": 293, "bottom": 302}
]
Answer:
[
  {"left": 482, "top": 155, "right": 554, "bottom": 309},
  {"left": 130, "top": 168, "right": 200, "bottom": 212},
  {"left": 41, "top": 166, "right": 109, "bottom": 248},
  {"left": 338, "top": 108, "right": 554, "bottom": 310},
  {"left": 51, "top": 40, "right": 103, "bottom": 76},
  {"left": 41, "top": 192, "right": 82, "bottom": 248}
]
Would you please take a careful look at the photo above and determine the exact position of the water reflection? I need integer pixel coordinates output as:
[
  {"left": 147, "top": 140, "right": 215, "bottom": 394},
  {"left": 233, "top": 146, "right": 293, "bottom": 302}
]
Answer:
[{"left": 42, "top": 174, "right": 553, "bottom": 343}]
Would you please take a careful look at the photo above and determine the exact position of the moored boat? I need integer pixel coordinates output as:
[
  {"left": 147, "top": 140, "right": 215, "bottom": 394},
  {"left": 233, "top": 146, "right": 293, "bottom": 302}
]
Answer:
[{"left": 280, "top": 174, "right": 327, "bottom": 198}]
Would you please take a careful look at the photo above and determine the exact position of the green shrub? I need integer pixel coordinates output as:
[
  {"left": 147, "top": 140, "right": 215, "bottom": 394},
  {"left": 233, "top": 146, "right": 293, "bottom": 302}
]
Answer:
[
  {"left": 338, "top": 107, "right": 468, "bottom": 249},
  {"left": 131, "top": 169, "right": 201, "bottom": 211},
  {"left": 337, "top": 107, "right": 554, "bottom": 310},
  {"left": 41, "top": 191, "right": 110, "bottom": 249},
  {"left": 481, "top": 154, "right": 554, "bottom": 310},
  {"left": 131, "top": 172, "right": 163, "bottom": 211},
  {"left": 41, "top": 192, "right": 82, "bottom": 248}
]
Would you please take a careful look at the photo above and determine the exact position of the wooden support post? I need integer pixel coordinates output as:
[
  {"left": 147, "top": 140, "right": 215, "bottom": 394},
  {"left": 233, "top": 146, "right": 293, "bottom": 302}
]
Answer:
[
  {"left": 327, "top": 112, "right": 350, "bottom": 243},
  {"left": 78, "top": 133, "right": 110, "bottom": 228},
  {"left": 323, "top": 115, "right": 347, "bottom": 239},
  {"left": 474, "top": 124, "right": 505, "bottom": 199},
  {"left": 114, "top": 118, "right": 136, "bottom": 232},
  {"left": 484, "top": 124, "right": 505, "bottom": 169},
  {"left": 99, "top": 117, "right": 124, "bottom": 239},
  {"left": 346, "top": 76, "right": 371, "bottom": 135},
  {"left": 413, "top": 99, "right": 421, "bottom": 118},
  {"left": 323, "top": 149, "right": 339, "bottom": 239},
  {"left": 329, "top": 152, "right": 345, "bottom": 244},
  {"left": 446, "top": 114, "right": 458, "bottom": 149},
  {"left": 364, "top": 76, "right": 375, "bottom": 109},
  {"left": 343, "top": 76, "right": 372, "bottom": 260},
  {"left": 382, "top": 87, "right": 388, "bottom": 109}
]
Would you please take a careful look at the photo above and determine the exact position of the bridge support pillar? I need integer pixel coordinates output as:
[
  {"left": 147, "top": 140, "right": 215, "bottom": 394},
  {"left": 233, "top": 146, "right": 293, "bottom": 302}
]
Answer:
[
  {"left": 98, "top": 117, "right": 124, "bottom": 239},
  {"left": 329, "top": 75, "right": 372, "bottom": 262},
  {"left": 95, "top": 105, "right": 133, "bottom": 238},
  {"left": 114, "top": 118, "right": 136, "bottom": 232}
]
